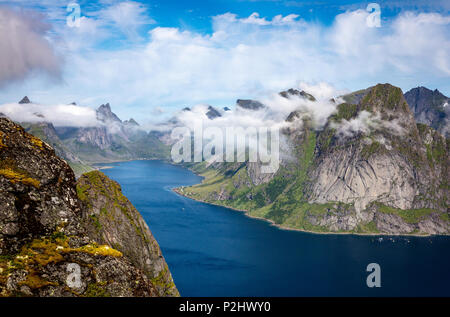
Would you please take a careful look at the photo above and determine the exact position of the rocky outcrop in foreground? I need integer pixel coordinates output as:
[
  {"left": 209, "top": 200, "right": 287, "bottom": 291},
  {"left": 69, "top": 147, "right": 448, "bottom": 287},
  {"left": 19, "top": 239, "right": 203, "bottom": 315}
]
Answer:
[
  {"left": 77, "top": 171, "right": 178, "bottom": 296},
  {"left": 0, "top": 118, "right": 177, "bottom": 296}
]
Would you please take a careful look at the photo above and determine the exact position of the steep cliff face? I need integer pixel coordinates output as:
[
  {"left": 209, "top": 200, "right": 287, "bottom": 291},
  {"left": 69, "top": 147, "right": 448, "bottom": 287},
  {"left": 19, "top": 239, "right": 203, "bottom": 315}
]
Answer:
[
  {"left": 0, "top": 118, "right": 83, "bottom": 253},
  {"left": 77, "top": 171, "right": 178, "bottom": 296},
  {"left": 0, "top": 118, "right": 177, "bottom": 296},
  {"left": 179, "top": 84, "right": 449, "bottom": 235},
  {"left": 308, "top": 84, "right": 446, "bottom": 212},
  {"left": 304, "top": 84, "right": 448, "bottom": 234}
]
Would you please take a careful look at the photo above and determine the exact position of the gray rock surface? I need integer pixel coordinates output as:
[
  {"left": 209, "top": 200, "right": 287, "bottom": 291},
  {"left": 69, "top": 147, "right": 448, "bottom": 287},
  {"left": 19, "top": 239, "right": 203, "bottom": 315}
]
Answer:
[
  {"left": 0, "top": 117, "right": 177, "bottom": 297},
  {"left": 180, "top": 84, "right": 449, "bottom": 235},
  {"left": 405, "top": 86, "right": 450, "bottom": 137},
  {"left": 236, "top": 99, "right": 265, "bottom": 110},
  {"left": 77, "top": 171, "right": 179, "bottom": 296}
]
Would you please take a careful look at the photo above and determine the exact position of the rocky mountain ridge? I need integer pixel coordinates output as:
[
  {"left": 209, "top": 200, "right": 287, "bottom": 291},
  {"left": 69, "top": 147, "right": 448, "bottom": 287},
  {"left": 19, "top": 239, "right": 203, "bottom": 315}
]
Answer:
[
  {"left": 5, "top": 85, "right": 449, "bottom": 236},
  {"left": 0, "top": 117, "right": 178, "bottom": 296},
  {"left": 178, "top": 84, "right": 449, "bottom": 235},
  {"left": 6, "top": 98, "right": 170, "bottom": 176},
  {"left": 404, "top": 86, "right": 449, "bottom": 137}
]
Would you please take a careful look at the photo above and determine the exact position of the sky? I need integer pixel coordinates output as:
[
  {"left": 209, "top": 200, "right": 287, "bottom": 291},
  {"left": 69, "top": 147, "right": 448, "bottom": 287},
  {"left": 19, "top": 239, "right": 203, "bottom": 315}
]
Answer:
[{"left": 0, "top": 0, "right": 449, "bottom": 124}]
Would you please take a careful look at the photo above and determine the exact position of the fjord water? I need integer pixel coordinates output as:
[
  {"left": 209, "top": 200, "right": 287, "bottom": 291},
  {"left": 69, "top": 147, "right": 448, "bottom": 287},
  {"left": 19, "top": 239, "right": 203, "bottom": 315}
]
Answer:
[{"left": 101, "top": 160, "right": 450, "bottom": 296}]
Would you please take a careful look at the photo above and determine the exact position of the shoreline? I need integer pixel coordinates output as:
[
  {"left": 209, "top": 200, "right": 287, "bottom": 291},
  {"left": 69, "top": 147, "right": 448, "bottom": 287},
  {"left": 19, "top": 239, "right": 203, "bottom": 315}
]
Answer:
[
  {"left": 96, "top": 159, "right": 442, "bottom": 238},
  {"left": 92, "top": 157, "right": 170, "bottom": 170},
  {"left": 172, "top": 187, "right": 434, "bottom": 238},
  {"left": 96, "top": 165, "right": 114, "bottom": 170}
]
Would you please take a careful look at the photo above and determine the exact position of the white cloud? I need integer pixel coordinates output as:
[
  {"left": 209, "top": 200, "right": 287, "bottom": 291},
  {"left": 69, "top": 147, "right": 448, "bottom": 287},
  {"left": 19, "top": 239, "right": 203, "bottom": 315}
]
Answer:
[
  {"left": 239, "top": 12, "right": 300, "bottom": 25},
  {"left": 171, "top": 82, "right": 341, "bottom": 134},
  {"left": 98, "top": 1, "right": 155, "bottom": 41},
  {"left": 298, "top": 82, "right": 347, "bottom": 100},
  {"left": 151, "top": 106, "right": 165, "bottom": 115},
  {"left": 382, "top": 12, "right": 450, "bottom": 75},
  {"left": 1, "top": 9, "right": 450, "bottom": 122},
  {"left": 165, "top": 82, "right": 340, "bottom": 166},
  {"left": 46, "top": 1, "right": 156, "bottom": 53},
  {"left": 332, "top": 110, "right": 405, "bottom": 138},
  {"left": 0, "top": 102, "right": 99, "bottom": 127},
  {"left": 0, "top": 7, "right": 60, "bottom": 87},
  {"left": 78, "top": 11, "right": 449, "bottom": 111}
]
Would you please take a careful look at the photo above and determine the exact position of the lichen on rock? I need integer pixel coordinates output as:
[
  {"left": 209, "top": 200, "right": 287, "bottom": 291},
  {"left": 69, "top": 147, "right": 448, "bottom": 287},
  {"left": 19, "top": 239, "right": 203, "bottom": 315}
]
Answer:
[
  {"left": 77, "top": 170, "right": 179, "bottom": 296},
  {"left": 0, "top": 117, "right": 178, "bottom": 297}
]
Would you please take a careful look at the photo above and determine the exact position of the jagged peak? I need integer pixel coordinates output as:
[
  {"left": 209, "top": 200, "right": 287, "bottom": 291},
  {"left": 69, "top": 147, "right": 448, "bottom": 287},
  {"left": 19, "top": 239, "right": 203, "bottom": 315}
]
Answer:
[
  {"left": 96, "top": 103, "right": 122, "bottom": 123},
  {"left": 97, "top": 102, "right": 111, "bottom": 112},
  {"left": 236, "top": 99, "right": 265, "bottom": 110},
  {"left": 19, "top": 96, "right": 31, "bottom": 104},
  {"left": 124, "top": 118, "right": 139, "bottom": 126},
  {"left": 405, "top": 86, "right": 448, "bottom": 99},
  {"left": 407, "top": 86, "right": 430, "bottom": 94},
  {"left": 206, "top": 105, "right": 222, "bottom": 119},
  {"left": 279, "top": 89, "right": 316, "bottom": 101}
]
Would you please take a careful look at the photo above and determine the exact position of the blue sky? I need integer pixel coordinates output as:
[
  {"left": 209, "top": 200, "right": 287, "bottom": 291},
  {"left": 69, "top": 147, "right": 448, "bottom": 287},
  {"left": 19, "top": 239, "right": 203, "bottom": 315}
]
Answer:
[{"left": 0, "top": 0, "right": 449, "bottom": 123}]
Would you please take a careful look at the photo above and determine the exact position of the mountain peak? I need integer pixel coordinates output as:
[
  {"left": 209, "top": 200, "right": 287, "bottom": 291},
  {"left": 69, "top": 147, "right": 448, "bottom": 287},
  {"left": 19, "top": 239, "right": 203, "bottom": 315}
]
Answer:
[
  {"left": 124, "top": 118, "right": 139, "bottom": 126},
  {"left": 206, "top": 105, "right": 222, "bottom": 119},
  {"left": 405, "top": 86, "right": 447, "bottom": 100},
  {"left": 236, "top": 99, "right": 265, "bottom": 110},
  {"left": 332, "top": 84, "right": 416, "bottom": 134},
  {"left": 360, "top": 83, "right": 411, "bottom": 115},
  {"left": 19, "top": 96, "right": 31, "bottom": 104},
  {"left": 96, "top": 103, "right": 122, "bottom": 123},
  {"left": 404, "top": 86, "right": 449, "bottom": 137},
  {"left": 279, "top": 89, "right": 316, "bottom": 101},
  {"left": 98, "top": 102, "right": 111, "bottom": 112}
]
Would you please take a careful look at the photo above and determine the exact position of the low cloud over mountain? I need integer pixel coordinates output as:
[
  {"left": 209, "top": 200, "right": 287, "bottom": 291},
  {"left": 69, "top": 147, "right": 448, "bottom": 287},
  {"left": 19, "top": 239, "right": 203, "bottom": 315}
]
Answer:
[
  {"left": 1, "top": 4, "right": 448, "bottom": 119},
  {"left": 0, "top": 100, "right": 98, "bottom": 128}
]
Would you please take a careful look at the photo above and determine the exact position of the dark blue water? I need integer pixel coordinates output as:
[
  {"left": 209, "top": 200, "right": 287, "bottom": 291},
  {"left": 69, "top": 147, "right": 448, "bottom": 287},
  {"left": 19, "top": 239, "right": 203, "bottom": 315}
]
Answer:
[{"left": 101, "top": 160, "right": 450, "bottom": 297}]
